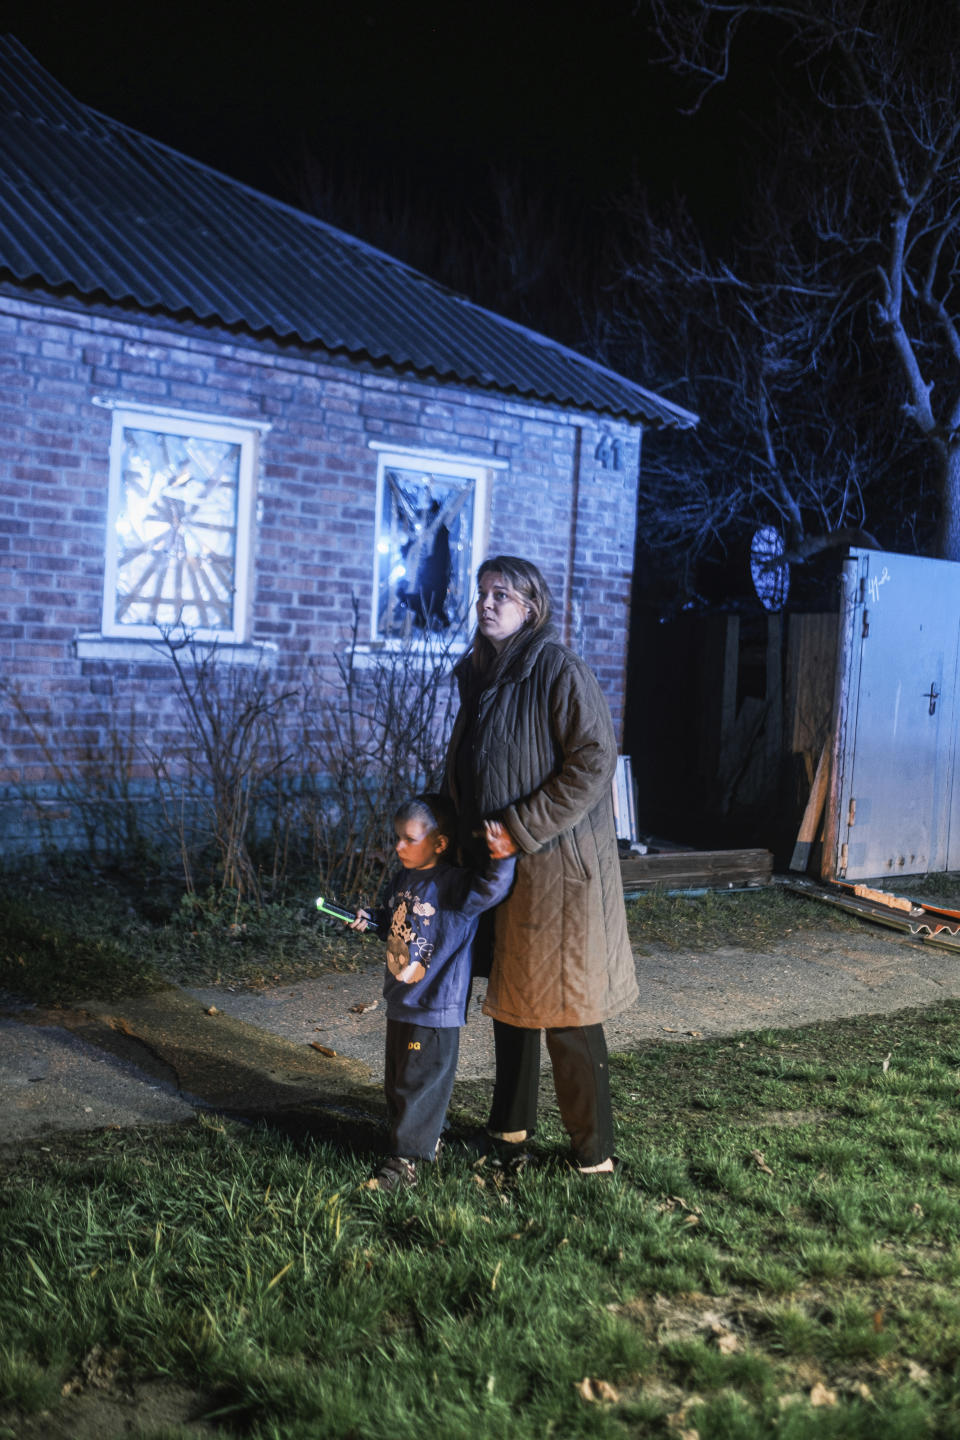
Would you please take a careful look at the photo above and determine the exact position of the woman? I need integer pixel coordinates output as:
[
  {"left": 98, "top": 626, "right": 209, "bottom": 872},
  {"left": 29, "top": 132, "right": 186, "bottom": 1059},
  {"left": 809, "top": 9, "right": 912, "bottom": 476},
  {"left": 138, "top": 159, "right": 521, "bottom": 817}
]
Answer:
[{"left": 446, "top": 555, "right": 637, "bottom": 1173}]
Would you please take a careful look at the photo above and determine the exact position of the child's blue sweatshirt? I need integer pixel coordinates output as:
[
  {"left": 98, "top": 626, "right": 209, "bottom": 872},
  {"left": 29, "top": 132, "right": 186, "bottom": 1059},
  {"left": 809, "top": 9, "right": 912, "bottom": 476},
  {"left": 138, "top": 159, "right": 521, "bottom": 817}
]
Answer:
[{"left": 372, "top": 856, "right": 516, "bottom": 1027}]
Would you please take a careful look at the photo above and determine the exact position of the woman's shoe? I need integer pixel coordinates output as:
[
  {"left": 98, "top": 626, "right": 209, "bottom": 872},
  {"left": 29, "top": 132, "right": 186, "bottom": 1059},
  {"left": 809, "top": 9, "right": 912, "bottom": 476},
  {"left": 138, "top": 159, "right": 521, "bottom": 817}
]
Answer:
[{"left": 573, "top": 1156, "right": 615, "bottom": 1175}]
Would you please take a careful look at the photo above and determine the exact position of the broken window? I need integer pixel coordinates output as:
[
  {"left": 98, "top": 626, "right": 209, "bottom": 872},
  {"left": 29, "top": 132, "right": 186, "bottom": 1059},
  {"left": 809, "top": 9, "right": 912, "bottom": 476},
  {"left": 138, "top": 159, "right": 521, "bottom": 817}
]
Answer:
[
  {"left": 102, "top": 407, "right": 259, "bottom": 643},
  {"left": 372, "top": 453, "right": 489, "bottom": 641}
]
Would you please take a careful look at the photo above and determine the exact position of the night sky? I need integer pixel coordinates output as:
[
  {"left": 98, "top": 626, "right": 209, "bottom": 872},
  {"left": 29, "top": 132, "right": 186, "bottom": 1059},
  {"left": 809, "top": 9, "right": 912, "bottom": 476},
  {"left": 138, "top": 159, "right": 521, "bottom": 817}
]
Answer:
[{"left": 1, "top": 1, "right": 746, "bottom": 257}]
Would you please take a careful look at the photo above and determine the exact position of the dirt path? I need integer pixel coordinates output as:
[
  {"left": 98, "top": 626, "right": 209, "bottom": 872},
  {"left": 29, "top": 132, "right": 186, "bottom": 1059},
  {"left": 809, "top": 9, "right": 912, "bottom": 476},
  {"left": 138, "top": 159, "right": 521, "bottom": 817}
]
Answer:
[
  {"left": 186, "top": 920, "right": 960, "bottom": 1076},
  {"left": 4, "top": 914, "right": 960, "bottom": 1146}
]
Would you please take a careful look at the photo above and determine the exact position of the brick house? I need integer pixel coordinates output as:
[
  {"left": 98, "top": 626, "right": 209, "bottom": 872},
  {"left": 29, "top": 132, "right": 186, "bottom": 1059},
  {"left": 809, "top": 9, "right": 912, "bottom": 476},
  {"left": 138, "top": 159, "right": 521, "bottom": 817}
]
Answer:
[{"left": 0, "top": 37, "right": 696, "bottom": 856}]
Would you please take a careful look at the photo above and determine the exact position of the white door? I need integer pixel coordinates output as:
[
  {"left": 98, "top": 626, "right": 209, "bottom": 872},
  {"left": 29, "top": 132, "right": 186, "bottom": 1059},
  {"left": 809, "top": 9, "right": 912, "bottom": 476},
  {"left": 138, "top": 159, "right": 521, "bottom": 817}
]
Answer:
[{"left": 829, "top": 549, "right": 960, "bottom": 880}]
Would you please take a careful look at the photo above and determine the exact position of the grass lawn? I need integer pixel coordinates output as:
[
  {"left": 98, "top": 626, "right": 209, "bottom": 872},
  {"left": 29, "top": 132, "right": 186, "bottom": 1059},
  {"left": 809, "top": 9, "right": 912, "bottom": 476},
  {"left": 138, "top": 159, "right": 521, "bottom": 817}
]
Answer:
[
  {"left": 4, "top": 997, "right": 960, "bottom": 1438},
  {"left": 0, "top": 864, "right": 369, "bottom": 1004},
  {"left": 0, "top": 861, "right": 864, "bottom": 1004}
]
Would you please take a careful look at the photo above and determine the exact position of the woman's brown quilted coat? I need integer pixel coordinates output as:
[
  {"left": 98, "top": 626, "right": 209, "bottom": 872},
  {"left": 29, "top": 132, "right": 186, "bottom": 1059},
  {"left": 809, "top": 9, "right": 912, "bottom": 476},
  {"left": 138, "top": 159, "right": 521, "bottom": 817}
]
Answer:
[{"left": 446, "top": 626, "right": 637, "bottom": 1029}]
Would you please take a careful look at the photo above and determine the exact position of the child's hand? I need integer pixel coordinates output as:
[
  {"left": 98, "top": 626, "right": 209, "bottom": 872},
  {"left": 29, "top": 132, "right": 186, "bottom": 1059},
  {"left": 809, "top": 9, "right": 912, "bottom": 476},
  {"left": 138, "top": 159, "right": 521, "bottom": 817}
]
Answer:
[
  {"left": 484, "top": 819, "right": 518, "bottom": 859},
  {"left": 348, "top": 909, "right": 371, "bottom": 931}
]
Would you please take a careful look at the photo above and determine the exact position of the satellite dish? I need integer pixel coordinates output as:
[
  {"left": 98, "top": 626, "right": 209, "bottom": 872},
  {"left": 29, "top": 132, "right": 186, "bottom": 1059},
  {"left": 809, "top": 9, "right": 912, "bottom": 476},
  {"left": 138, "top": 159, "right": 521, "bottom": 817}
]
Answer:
[{"left": 749, "top": 526, "right": 790, "bottom": 611}]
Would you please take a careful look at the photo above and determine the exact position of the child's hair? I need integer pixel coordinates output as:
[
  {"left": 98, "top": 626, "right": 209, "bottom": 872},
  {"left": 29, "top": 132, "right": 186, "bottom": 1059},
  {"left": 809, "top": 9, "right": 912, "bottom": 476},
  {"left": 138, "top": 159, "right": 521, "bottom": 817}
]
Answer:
[{"left": 394, "top": 792, "right": 456, "bottom": 845}]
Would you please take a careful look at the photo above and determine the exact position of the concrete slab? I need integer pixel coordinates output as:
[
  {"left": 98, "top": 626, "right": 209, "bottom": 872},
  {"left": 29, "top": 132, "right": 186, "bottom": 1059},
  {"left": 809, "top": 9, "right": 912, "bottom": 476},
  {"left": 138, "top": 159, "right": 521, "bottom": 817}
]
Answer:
[
  {"left": 0, "top": 986, "right": 374, "bottom": 1145},
  {"left": 0, "top": 1015, "right": 195, "bottom": 1143}
]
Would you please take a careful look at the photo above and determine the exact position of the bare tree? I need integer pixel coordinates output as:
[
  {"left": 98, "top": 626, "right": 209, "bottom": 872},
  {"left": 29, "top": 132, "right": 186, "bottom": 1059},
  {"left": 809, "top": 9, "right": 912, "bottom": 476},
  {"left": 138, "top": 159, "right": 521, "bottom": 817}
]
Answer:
[
  {"left": 599, "top": 186, "right": 891, "bottom": 604},
  {"left": 646, "top": 0, "right": 960, "bottom": 561}
]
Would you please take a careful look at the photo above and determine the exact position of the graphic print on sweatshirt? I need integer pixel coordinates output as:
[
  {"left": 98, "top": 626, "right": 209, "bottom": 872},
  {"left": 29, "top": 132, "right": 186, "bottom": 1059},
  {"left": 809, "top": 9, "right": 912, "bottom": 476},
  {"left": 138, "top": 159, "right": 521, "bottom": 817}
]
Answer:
[{"left": 386, "top": 891, "right": 438, "bottom": 984}]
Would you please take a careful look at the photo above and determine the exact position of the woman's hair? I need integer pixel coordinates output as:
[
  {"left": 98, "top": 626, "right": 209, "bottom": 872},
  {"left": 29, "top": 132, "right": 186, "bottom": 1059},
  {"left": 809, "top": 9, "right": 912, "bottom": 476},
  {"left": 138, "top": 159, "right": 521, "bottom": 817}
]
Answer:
[
  {"left": 472, "top": 555, "right": 554, "bottom": 671},
  {"left": 394, "top": 792, "right": 456, "bottom": 845}
]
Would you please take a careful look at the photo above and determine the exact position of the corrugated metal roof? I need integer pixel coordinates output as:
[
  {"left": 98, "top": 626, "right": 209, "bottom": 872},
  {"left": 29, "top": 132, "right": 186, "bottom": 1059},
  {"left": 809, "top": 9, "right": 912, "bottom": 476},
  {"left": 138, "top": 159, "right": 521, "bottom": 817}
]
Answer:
[{"left": 0, "top": 36, "right": 698, "bottom": 428}]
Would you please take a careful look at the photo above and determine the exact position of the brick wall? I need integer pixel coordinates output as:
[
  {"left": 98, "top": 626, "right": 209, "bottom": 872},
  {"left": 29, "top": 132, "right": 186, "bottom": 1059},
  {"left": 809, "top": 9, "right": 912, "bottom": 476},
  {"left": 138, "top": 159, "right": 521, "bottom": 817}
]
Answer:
[{"left": 0, "top": 289, "right": 642, "bottom": 848}]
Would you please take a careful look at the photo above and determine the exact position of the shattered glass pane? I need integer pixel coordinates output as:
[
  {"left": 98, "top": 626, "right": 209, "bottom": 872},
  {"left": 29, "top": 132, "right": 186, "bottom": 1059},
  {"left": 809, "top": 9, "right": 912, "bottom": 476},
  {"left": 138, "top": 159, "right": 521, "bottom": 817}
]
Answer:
[
  {"left": 114, "top": 427, "right": 241, "bottom": 630},
  {"left": 376, "top": 467, "right": 475, "bottom": 638}
]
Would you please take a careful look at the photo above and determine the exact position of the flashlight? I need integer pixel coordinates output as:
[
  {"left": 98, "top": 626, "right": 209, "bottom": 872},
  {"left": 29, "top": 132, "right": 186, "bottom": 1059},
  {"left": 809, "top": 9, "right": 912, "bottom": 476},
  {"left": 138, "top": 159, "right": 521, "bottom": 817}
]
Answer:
[{"left": 315, "top": 895, "right": 381, "bottom": 934}]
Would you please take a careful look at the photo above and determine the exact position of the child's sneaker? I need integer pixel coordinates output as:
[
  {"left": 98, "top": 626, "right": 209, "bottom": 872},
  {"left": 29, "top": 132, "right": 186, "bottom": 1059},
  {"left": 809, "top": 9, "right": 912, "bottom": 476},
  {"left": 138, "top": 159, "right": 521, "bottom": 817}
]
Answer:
[{"left": 370, "top": 1155, "right": 418, "bottom": 1191}]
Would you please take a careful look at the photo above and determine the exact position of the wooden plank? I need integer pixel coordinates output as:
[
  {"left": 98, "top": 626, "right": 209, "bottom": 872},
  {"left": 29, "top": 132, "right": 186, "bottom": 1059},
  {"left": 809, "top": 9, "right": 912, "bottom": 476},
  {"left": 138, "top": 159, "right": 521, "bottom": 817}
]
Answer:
[
  {"left": 620, "top": 848, "right": 773, "bottom": 892},
  {"left": 764, "top": 612, "right": 784, "bottom": 776},
  {"left": 785, "top": 878, "right": 960, "bottom": 951},
  {"left": 786, "top": 613, "right": 839, "bottom": 756},
  {"left": 789, "top": 739, "right": 830, "bottom": 872},
  {"left": 821, "top": 560, "right": 858, "bottom": 882},
  {"left": 719, "top": 614, "right": 740, "bottom": 751},
  {"left": 780, "top": 878, "right": 916, "bottom": 935}
]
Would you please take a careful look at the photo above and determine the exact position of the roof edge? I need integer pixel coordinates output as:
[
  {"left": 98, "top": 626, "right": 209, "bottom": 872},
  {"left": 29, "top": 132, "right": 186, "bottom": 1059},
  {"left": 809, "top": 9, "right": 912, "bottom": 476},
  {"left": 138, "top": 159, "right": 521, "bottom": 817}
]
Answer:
[{"left": 77, "top": 101, "right": 699, "bottom": 428}]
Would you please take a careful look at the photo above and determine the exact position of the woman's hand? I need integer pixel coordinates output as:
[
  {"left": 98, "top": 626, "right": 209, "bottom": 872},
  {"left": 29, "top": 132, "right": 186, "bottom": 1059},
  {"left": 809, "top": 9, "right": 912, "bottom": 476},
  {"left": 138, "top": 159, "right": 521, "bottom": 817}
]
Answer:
[
  {"left": 484, "top": 819, "right": 518, "bottom": 859},
  {"left": 348, "top": 909, "right": 371, "bottom": 932}
]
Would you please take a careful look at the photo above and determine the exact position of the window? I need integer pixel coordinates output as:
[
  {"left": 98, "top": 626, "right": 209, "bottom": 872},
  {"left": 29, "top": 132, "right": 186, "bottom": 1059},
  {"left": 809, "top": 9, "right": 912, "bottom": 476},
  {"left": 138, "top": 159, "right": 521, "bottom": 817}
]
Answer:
[
  {"left": 371, "top": 448, "right": 493, "bottom": 643},
  {"left": 101, "top": 407, "right": 260, "bottom": 644}
]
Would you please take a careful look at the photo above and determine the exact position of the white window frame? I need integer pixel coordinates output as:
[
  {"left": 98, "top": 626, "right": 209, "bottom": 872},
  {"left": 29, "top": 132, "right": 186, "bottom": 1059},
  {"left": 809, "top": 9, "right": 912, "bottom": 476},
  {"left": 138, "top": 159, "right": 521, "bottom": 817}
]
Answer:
[
  {"left": 100, "top": 404, "right": 261, "bottom": 645},
  {"left": 368, "top": 444, "right": 501, "bottom": 647}
]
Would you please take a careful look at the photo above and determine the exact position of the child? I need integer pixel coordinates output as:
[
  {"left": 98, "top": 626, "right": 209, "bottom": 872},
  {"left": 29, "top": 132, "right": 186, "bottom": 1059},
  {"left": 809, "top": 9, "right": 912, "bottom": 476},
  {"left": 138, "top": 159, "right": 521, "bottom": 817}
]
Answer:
[{"left": 350, "top": 792, "right": 516, "bottom": 1190}]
